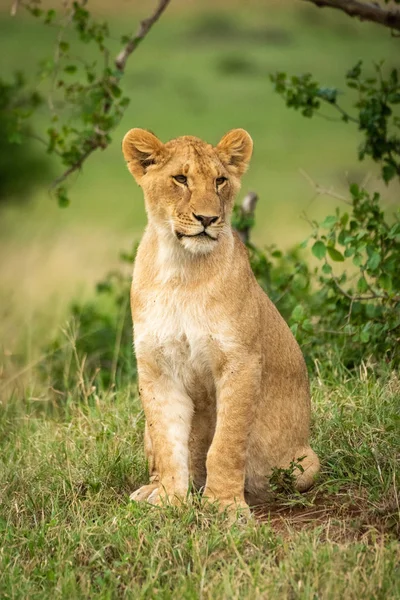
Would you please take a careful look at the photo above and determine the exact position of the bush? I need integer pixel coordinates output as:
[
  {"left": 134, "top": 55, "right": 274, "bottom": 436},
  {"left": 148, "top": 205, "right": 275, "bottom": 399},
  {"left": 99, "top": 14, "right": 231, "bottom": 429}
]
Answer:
[
  {"left": 247, "top": 188, "right": 400, "bottom": 370},
  {"left": 44, "top": 248, "right": 136, "bottom": 391}
]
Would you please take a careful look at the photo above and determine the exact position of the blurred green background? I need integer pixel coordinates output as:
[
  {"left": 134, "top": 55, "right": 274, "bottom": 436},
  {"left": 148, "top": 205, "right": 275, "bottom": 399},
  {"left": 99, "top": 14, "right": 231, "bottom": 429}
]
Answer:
[{"left": 0, "top": 0, "right": 398, "bottom": 353}]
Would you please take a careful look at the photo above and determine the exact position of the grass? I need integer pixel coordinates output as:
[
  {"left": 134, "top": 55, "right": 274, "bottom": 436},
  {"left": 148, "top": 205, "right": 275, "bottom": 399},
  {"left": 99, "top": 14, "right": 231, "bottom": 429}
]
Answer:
[{"left": 1, "top": 363, "right": 399, "bottom": 599}]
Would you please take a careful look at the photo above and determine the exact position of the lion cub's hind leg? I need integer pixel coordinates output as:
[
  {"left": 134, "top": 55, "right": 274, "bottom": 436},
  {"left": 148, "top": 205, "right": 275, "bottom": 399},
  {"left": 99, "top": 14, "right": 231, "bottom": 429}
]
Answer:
[
  {"left": 292, "top": 446, "right": 320, "bottom": 492},
  {"left": 244, "top": 446, "right": 320, "bottom": 506}
]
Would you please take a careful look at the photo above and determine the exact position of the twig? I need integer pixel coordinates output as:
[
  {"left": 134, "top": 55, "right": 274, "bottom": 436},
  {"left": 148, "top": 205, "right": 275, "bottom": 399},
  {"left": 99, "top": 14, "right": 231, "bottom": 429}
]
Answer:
[
  {"left": 236, "top": 191, "right": 259, "bottom": 244},
  {"left": 300, "top": 0, "right": 400, "bottom": 33},
  {"left": 330, "top": 102, "right": 359, "bottom": 125},
  {"left": 299, "top": 169, "right": 353, "bottom": 205},
  {"left": 50, "top": 142, "right": 97, "bottom": 189},
  {"left": 48, "top": 4, "right": 76, "bottom": 114},
  {"left": 51, "top": 0, "right": 171, "bottom": 190},
  {"left": 332, "top": 276, "right": 400, "bottom": 303},
  {"left": 115, "top": 0, "right": 171, "bottom": 72}
]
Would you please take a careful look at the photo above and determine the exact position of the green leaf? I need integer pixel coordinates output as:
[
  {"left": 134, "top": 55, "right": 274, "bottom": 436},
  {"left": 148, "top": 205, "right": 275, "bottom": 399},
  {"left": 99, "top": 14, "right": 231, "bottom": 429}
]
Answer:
[
  {"left": 59, "top": 41, "right": 69, "bottom": 53},
  {"left": 353, "top": 254, "right": 363, "bottom": 267},
  {"left": 357, "top": 277, "right": 368, "bottom": 293},
  {"left": 322, "top": 263, "right": 332, "bottom": 274},
  {"left": 344, "top": 247, "right": 355, "bottom": 258},
  {"left": 378, "top": 273, "right": 392, "bottom": 292},
  {"left": 321, "top": 215, "right": 338, "bottom": 228},
  {"left": 312, "top": 240, "right": 326, "bottom": 260},
  {"left": 293, "top": 274, "right": 308, "bottom": 290},
  {"left": 302, "top": 319, "right": 313, "bottom": 333},
  {"left": 45, "top": 9, "right": 56, "bottom": 24},
  {"left": 110, "top": 84, "right": 122, "bottom": 98},
  {"left": 291, "top": 305, "right": 305, "bottom": 323},
  {"left": 349, "top": 183, "right": 359, "bottom": 198},
  {"left": 347, "top": 61, "right": 362, "bottom": 80},
  {"left": 8, "top": 131, "right": 22, "bottom": 144},
  {"left": 120, "top": 97, "right": 130, "bottom": 108},
  {"left": 360, "top": 330, "right": 370, "bottom": 343},
  {"left": 64, "top": 65, "right": 77, "bottom": 74},
  {"left": 299, "top": 237, "right": 309, "bottom": 249},
  {"left": 56, "top": 186, "right": 70, "bottom": 208},
  {"left": 367, "top": 252, "right": 381, "bottom": 271},
  {"left": 327, "top": 247, "right": 344, "bottom": 262},
  {"left": 382, "top": 164, "right": 397, "bottom": 183}
]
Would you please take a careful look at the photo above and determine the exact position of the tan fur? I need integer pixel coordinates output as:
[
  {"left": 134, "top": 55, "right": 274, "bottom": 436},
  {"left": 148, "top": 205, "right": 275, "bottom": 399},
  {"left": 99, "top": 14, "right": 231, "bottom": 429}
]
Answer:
[{"left": 122, "top": 128, "right": 320, "bottom": 514}]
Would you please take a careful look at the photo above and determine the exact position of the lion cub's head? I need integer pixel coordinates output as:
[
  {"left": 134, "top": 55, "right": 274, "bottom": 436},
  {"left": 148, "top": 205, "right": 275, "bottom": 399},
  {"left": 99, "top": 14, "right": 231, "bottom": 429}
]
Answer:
[{"left": 122, "top": 128, "right": 253, "bottom": 255}]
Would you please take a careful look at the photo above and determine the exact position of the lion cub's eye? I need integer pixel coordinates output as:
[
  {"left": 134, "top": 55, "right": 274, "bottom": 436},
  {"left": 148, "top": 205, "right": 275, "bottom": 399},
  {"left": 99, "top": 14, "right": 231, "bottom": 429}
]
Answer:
[
  {"left": 216, "top": 176, "right": 227, "bottom": 186},
  {"left": 173, "top": 175, "right": 187, "bottom": 185}
]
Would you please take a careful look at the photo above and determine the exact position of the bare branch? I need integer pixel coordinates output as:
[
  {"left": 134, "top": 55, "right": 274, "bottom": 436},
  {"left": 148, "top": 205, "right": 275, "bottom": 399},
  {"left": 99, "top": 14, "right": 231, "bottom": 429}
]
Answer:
[
  {"left": 331, "top": 276, "right": 400, "bottom": 302},
  {"left": 300, "top": 0, "right": 400, "bottom": 33},
  {"left": 115, "top": 0, "right": 171, "bottom": 72},
  {"left": 299, "top": 169, "right": 353, "bottom": 205}
]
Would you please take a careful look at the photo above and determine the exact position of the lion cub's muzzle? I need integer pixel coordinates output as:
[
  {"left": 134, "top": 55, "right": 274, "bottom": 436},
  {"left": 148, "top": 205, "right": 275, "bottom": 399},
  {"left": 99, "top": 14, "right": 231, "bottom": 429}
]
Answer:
[{"left": 175, "top": 212, "right": 222, "bottom": 242}]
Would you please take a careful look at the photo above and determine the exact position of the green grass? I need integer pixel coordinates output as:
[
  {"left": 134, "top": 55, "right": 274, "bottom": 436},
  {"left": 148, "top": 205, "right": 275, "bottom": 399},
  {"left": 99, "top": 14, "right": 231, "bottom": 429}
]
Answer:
[{"left": 1, "top": 365, "right": 399, "bottom": 599}]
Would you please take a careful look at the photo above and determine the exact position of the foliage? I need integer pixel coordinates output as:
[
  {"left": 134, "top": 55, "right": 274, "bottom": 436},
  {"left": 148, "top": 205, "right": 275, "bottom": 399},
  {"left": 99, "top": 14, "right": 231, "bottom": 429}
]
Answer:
[
  {"left": 271, "top": 62, "right": 400, "bottom": 183},
  {"left": 269, "top": 456, "right": 306, "bottom": 497},
  {"left": 221, "top": 186, "right": 397, "bottom": 371},
  {"left": 0, "top": 73, "right": 50, "bottom": 203},
  {"left": 264, "top": 60, "right": 400, "bottom": 369},
  {"left": 20, "top": 1, "right": 132, "bottom": 207},
  {"left": 44, "top": 246, "right": 135, "bottom": 391},
  {"left": 303, "top": 185, "right": 400, "bottom": 366},
  {"left": 242, "top": 194, "right": 399, "bottom": 369}
]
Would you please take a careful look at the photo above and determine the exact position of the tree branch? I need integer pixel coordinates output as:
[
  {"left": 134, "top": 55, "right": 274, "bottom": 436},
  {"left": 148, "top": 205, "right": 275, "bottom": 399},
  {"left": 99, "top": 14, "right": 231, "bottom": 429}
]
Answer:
[
  {"left": 115, "top": 0, "right": 171, "bottom": 72},
  {"left": 51, "top": 0, "right": 171, "bottom": 194},
  {"left": 300, "top": 0, "right": 400, "bottom": 33},
  {"left": 299, "top": 168, "right": 353, "bottom": 205},
  {"left": 51, "top": 142, "right": 97, "bottom": 189}
]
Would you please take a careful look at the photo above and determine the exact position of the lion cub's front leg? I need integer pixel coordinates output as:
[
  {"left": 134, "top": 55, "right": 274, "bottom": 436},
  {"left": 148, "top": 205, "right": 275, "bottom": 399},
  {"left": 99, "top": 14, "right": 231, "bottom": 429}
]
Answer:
[
  {"left": 130, "top": 362, "right": 193, "bottom": 506},
  {"left": 204, "top": 359, "right": 259, "bottom": 517}
]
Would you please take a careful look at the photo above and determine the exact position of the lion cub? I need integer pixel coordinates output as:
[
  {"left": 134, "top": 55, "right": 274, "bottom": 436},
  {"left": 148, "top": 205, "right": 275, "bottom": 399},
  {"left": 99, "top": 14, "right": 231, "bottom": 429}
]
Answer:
[{"left": 122, "top": 128, "right": 320, "bottom": 514}]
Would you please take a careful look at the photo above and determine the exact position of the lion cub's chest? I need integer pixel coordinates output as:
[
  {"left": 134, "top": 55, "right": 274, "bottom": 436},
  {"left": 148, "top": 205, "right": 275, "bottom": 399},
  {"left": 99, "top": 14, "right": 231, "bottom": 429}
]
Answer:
[{"left": 134, "top": 288, "right": 217, "bottom": 396}]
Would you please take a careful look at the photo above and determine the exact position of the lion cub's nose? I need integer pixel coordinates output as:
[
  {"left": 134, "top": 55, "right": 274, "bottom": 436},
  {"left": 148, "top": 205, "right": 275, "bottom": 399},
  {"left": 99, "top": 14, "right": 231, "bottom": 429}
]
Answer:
[{"left": 193, "top": 213, "right": 219, "bottom": 228}]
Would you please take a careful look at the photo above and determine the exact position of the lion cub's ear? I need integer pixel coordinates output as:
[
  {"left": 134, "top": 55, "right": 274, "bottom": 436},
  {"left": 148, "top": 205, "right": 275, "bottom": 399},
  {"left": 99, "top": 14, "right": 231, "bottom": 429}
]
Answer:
[
  {"left": 122, "top": 128, "right": 165, "bottom": 183},
  {"left": 216, "top": 129, "right": 253, "bottom": 177}
]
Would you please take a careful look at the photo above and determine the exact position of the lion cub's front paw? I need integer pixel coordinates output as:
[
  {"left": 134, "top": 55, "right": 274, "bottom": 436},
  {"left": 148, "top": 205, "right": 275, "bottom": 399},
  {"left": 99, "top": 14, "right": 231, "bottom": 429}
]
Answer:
[
  {"left": 130, "top": 483, "right": 159, "bottom": 503},
  {"left": 130, "top": 484, "right": 187, "bottom": 507}
]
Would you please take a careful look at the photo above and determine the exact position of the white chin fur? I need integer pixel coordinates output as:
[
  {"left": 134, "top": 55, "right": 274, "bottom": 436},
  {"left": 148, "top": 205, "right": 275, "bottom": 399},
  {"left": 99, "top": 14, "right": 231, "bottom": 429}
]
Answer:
[{"left": 180, "top": 236, "right": 217, "bottom": 255}]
